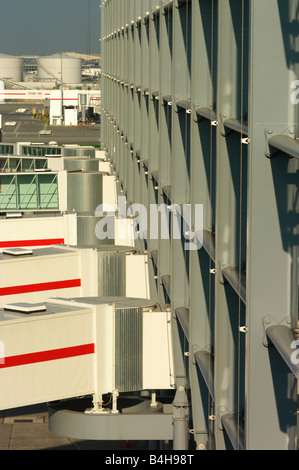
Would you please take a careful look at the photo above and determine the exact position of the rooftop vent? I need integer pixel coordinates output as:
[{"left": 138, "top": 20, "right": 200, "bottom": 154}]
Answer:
[
  {"left": 5, "top": 213, "right": 23, "bottom": 219},
  {"left": 4, "top": 303, "right": 47, "bottom": 314},
  {"left": 3, "top": 248, "right": 33, "bottom": 256}
]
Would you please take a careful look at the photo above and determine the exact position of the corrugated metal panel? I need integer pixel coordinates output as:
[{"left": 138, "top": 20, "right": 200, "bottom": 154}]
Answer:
[
  {"left": 115, "top": 307, "right": 143, "bottom": 392},
  {"left": 97, "top": 251, "right": 126, "bottom": 297},
  {"left": 67, "top": 172, "right": 103, "bottom": 212},
  {"left": 77, "top": 214, "right": 114, "bottom": 246},
  {"left": 63, "top": 159, "right": 99, "bottom": 172},
  {"left": 63, "top": 147, "right": 96, "bottom": 158}
]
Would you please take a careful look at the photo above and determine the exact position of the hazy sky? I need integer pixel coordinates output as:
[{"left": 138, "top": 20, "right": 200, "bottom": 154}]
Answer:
[{"left": 0, "top": 0, "right": 101, "bottom": 56}]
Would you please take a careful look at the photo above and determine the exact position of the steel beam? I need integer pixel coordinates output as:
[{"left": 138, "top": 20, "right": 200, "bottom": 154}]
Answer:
[
  {"left": 213, "top": 0, "right": 248, "bottom": 450},
  {"left": 244, "top": 0, "right": 299, "bottom": 450}
]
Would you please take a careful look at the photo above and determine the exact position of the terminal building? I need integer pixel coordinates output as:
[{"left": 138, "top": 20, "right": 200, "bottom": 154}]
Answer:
[{"left": 100, "top": 0, "right": 299, "bottom": 451}]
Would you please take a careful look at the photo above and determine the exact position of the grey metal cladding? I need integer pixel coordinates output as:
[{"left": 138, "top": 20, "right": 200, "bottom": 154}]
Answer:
[
  {"left": 115, "top": 307, "right": 143, "bottom": 392},
  {"left": 101, "top": 0, "right": 299, "bottom": 450}
]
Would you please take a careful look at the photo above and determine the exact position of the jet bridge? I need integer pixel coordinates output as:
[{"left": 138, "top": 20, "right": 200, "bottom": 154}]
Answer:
[{"left": 0, "top": 297, "right": 175, "bottom": 441}]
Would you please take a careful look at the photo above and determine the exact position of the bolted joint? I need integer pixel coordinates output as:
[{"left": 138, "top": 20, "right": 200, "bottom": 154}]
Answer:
[
  {"left": 172, "top": 385, "right": 190, "bottom": 451},
  {"left": 172, "top": 385, "right": 190, "bottom": 413}
]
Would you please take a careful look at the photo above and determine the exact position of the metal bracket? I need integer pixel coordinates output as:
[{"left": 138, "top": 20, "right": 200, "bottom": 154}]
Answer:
[
  {"left": 189, "top": 428, "right": 208, "bottom": 450},
  {"left": 191, "top": 344, "right": 212, "bottom": 366},
  {"left": 239, "top": 326, "right": 248, "bottom": 333},
  {"left": 217, "top": 407, "right": 230, "bottom": 431},
  {"left": 219, "top": 114, "right": 231, "bottom": 137},
  {"left": 135, "top": 17, "right": 142, "bottom": 28},
  {"left": 151, "top": 6, "right": 161, "bottom": 21},
  {"left": 191, "top": 344, "right": 200, "bottom": 365},
  {"left": 262, "top": 314, "right": 292, "bottom": 347},
  {"left": 143, "top": 12, "right": 150, "bottom": 25},
  {"left": 197, "top": 443, "right": 207, "bottom": 450},
  {"left": 265, "top": 126, "right": 296, "bottom": 158},
  {"left": 218, "top": 262, "right": 227, "bottom": 285}
]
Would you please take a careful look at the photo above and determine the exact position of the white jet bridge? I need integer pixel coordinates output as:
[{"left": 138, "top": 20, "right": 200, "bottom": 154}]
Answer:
[{"left": 0, "top": 296, "right": 176, "bottom": 442}]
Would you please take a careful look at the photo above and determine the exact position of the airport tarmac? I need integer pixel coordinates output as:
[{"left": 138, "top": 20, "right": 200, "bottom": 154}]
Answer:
[{"left": 0, "top": 102, "right": 101, "bottom": 146}]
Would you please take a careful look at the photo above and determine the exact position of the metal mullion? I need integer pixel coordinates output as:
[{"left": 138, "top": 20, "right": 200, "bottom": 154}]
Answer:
[
  {"left": 171, "top": 0, "right": 191, "bottom": 207},
  {"left": 149, "top": 0, "right": 160, "bottom": 175},
  {"left": 114, "top": 23, "right": 121, "bottom": 175},
  {"left": 126, "top": 1, "right": 135, "bottom": 204},
  {"left": 245, "top": 0, "right": 299, "bottom": 450},
  {"left": 111, "top": 7, "right": 116, "bottom": 125},
  {"left": 108, "top": 3, "right": 116, "bottom": 163},
  {"left": 122, "top": 1, "right": 130, "bottom": 196},
  {"left": 139, "top": 0, "right": 151, "bottom": 234},
  {"left": 159, "top": 4, "right": 172, "bottom": 194},
  {"left": 157, "top": 3, "right": 172, "bottom": 304},
  {"left": 214, "top": 0, "right": 247, "bottom": 450},
  {"left": 172, "top": 0, "right": 191, "bottom": 105},
  {"left": 118, "top": 1, "right": 126, "bottom": 191},
  {"left": 188, "top": 0, "right": 218, "bottom": 450},
  {"left": 101, "top": 1, "right": 107, "bottom": 152},
  {"left": 147, "top": 0, "right": 161, "bottom": 283},
  {"left": 133, "top": 2, "right": 142, "bottom": 207},
  {"left": 169, "top": 0, "right": 189, "bottom": 415},
  {"left": 171, "top": 0, "right": 192, "bottom": 322}
]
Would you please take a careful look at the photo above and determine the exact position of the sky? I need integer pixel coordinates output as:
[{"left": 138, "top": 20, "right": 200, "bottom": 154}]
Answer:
[{"left": 0, "top": 0, "right": 101, "bottom": 56}]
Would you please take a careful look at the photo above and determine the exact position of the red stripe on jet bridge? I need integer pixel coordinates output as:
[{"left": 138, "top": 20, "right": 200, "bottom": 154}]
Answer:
[
  {"left": 3, "top": 93, "right": 26, "bottom": 96},
  {"left": 50, "top": 98, "right": 79, "bottom": 101},
  {"left": 0, "top": 343, "right": 95, "bottom": 369},
  {"left": 0, "top": 238, "right": 65, "bottom": 248},
  {"left": 0, "top": 279, "right": 81, "bottom": 296}
]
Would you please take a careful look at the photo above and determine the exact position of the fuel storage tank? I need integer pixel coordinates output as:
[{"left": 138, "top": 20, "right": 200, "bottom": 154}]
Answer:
[
  {"left": 0, "top": 53, "right": 24, "bottom": 82},
  {"left": 37, "top": 54, "right": 82, "bottom": 85}
]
